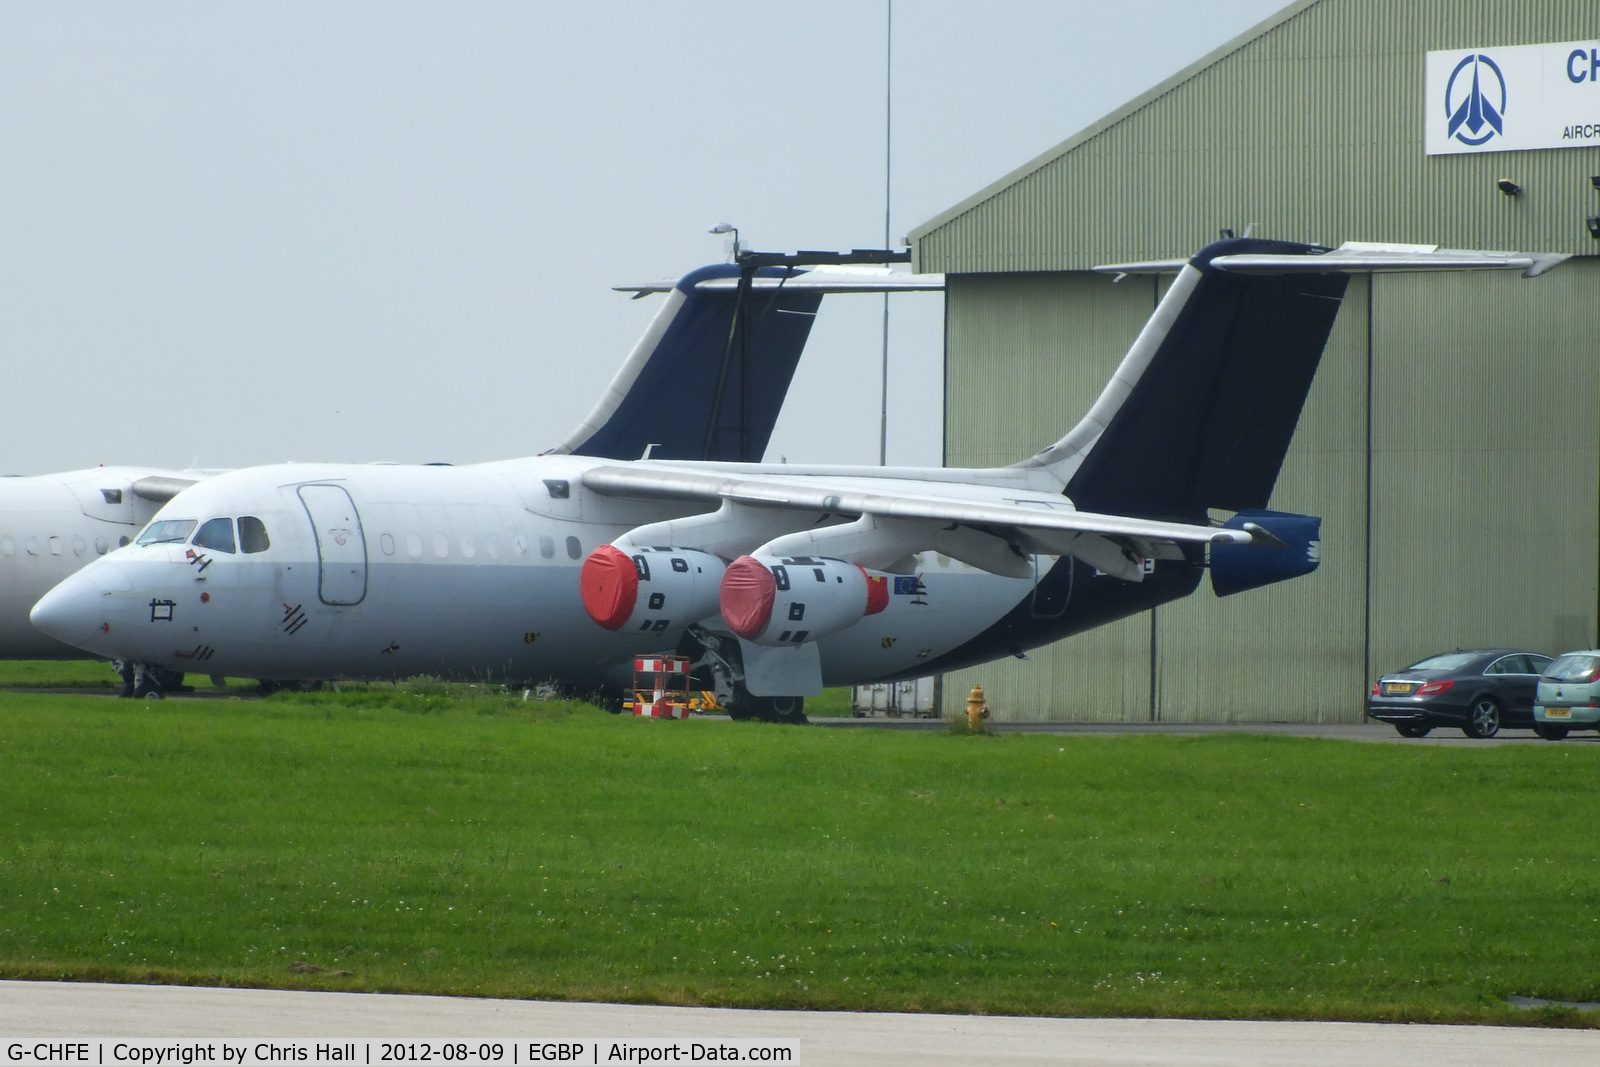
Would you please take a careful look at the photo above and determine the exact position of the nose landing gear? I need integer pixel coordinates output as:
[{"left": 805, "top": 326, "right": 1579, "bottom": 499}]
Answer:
[{"left": 113, "top": 660, "right": 187, "bottom": 700}]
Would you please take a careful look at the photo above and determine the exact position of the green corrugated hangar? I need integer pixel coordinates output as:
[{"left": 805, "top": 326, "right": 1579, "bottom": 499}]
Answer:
[{"left": 907, "top": 0, "right": 1600, "bottom": 723}]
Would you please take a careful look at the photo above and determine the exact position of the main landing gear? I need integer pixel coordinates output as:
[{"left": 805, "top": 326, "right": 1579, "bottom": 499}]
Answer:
[{"left": 683, "top": 627, "right": 808, "bottom": 725}]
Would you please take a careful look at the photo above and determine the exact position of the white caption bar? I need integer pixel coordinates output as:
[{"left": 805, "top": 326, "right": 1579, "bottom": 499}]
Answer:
[{"left": 2, "top": 1043, "right": 798, "bottom": 1067}]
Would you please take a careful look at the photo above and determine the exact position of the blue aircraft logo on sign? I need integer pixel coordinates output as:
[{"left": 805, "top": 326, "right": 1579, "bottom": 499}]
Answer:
[{"left": 1444, "top": 53, "right": 1507, "bottom": 147}]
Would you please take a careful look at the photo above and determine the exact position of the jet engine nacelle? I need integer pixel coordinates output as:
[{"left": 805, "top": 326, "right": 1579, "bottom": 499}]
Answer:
[
  {"left": 720, "top": 554, "right": 889, "bottom": 646},
  {"left": 580, "top": 545, "right": 727, "bottom": 634}
]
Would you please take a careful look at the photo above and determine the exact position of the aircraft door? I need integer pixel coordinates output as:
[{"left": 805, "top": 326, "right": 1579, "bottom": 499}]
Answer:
[{"left": 298, "top": 484, "right": 368, "bottom": 606}]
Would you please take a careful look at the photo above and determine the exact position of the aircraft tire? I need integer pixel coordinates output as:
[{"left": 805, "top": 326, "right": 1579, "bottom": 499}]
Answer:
[
  {"left": 153, "top": 668, "right": 189, "bottom": 693},
  {"left": 134, "top": 681, "right": 164, "bottom": 700},
  {"left": 760, "top": 695, "right": 807, "bottom": 724}
]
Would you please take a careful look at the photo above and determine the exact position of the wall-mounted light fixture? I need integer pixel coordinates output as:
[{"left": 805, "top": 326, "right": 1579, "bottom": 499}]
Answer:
[
  {"left": 1496, "top": 178, "right": 1522, "bottom": 197},
  {"left": 1587, "top": 216, "right": 1600, "bottom": 240}
]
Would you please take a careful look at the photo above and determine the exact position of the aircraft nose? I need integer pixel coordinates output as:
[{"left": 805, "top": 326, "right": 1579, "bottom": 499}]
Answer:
[{"left": 30, "top": 563, "right": 132, "bottom": 650}]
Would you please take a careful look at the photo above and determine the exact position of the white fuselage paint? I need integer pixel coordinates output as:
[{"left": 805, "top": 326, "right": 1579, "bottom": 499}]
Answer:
[
  {"left": 33, "top": 457, "right": 1036, "bottom": 687},
  {"left": 0, "top": 468, "right": 182, "bottom": 658}
]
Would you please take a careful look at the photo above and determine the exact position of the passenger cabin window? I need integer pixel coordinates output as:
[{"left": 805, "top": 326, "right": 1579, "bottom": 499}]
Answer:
[
  {"left": 137, "top": 519, "right": 197, "bottom": 546},
  {"left": 239, "top": 516, "right": 271, "bottom": 553},
  {"left": 192, "top": 518, "right": 237, "bottom": 554}
]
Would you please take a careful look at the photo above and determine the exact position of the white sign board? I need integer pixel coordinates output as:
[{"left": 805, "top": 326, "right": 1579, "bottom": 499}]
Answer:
[{"left": 1425, "top": 41, "right": 1600, "bottom": 155}]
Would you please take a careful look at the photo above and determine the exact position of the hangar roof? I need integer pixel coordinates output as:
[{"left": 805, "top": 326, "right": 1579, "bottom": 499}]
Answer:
[{"left": 908, "top": 0, "right": 1600, "bottom": 274}]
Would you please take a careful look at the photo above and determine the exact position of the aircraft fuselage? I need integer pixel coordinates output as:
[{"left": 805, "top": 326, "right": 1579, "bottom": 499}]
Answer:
[{"left": 34, "top": 456, "right": 1110, "bottom": 690}]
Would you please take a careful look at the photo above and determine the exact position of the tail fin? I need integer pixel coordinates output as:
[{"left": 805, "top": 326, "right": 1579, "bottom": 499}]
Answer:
[
  {"left": 1020, "top": 238, "right": 1349, "bottom": 522},
  {"left": 1016, "top": 237, "right": 1557, "bottom": 521},
  {"left": 548, "top": 264, "right": 822, "bottom": 462}
]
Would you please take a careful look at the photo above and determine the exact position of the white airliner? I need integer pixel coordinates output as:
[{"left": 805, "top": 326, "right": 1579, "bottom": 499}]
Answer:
[
  {"left": 30, "top": 239, "right": 1558, "bottom": 717},
  {"left": 0, "top": 260, "right": 938, "bottom": 668}
]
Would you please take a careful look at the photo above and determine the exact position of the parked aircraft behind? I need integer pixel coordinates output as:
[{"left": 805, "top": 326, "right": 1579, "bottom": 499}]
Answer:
[
  {"left": 1, "top": 261, "right": 940, "bottom": 665},
  {"left": 0, "top": 467, "right": 201, "bottom": 658},
  {"left": 31, "top": 239, "right": 1556, "bottom": 716}
]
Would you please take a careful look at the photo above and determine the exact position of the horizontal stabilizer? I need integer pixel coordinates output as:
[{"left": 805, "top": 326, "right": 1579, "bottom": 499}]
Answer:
[
  {"left": 1096, "top": 241, "right": 1568, "bottom": 279},
  {"left": 614, "top": 265, "right": 944, "bottom": 295}
]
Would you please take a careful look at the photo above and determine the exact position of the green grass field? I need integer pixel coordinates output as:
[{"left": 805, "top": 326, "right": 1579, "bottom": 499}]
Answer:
[
  {"left": 0, "top": 658, "right": 129, "bottom": 689},
  {"left": 1, "top": 680, "right": 1597, "bottom": 1026}
]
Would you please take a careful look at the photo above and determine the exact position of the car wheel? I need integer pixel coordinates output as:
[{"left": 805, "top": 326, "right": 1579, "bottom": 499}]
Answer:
[
  {"left": 1533, "top": 722, "right": 1569, "bottom": 741},
  {"left": 1394, "top": 723, "right": 1432, "bottom": 738},
  {"left": 1463, "top": 697, "right": 1501, "bottom": 739}
]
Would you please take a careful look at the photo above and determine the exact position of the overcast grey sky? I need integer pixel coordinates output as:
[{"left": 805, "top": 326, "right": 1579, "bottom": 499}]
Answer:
[{"left": 0, "top": 1, "right": 1289, "bottom": 475}]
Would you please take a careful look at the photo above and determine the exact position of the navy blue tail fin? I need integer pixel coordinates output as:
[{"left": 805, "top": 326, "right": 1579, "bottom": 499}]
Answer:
[
  {"left": 550, "top": 265, "right": 822, "bottom": 462},
  {"left": 1036, "top": 238, "right": 1349, "bottom": 522}
]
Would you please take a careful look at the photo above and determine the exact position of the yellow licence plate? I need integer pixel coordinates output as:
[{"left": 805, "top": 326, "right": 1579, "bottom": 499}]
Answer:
[{"left": 1546, "top": 708, "right": 1572, "bottom": 718}]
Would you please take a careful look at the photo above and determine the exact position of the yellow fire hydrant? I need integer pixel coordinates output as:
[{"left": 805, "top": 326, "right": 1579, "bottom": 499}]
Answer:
[{"left": 965, "top": 684, "right": 989, "bottom": 729}]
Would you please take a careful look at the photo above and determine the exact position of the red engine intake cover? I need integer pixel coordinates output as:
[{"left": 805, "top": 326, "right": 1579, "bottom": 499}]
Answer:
[
  {"left": 580, "top": 544, "right": 639, "bottom": 630},
  {"left": 720, "top": 555, "right": 777, "bottom": 639},
  {"left": 864, "top": 571, "right": 889, "bottom": 615}
]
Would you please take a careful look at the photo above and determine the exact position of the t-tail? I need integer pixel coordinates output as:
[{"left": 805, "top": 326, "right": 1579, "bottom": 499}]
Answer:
[
  {"left": 1030, "top": 238, "right": 1349, "bottom": 527},
  {"left": 548, "top": 263, "right": 942, "bottom": 463}
]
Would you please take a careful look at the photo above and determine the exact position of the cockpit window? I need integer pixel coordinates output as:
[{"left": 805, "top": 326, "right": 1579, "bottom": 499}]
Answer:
[
  {"left": 136, "top": 519, "right": 198, "bottom": 546},
  {"left": 192, "top": 517, "right": 237, "bottom": 554},
  {"left": 239, "top": 516, "right": 270, "bottom": 553}
]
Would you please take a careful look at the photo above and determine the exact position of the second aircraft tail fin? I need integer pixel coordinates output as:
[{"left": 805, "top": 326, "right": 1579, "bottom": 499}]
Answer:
[{"left": 548, "top": 264, "right": 822, "bottom": 462}]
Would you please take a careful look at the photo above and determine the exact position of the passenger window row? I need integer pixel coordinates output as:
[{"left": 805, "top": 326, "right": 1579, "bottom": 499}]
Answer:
[
  {"left": 133, "top": 515, "right": 590, "bottom": 563},
  {"left": 376, "top": 531, "right": 585, "bottom": 561},
  {"left": 1, "top": 533, "right": 120, "bottom": 558}
]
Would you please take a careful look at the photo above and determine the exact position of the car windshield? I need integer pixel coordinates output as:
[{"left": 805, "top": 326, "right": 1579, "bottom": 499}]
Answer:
[
  {"left": 1543, "top": 653, "right": 1600, "bottom": 682},
  {"left": 135, "top": 519, "right": 198, "bottom": 546},
  {"left": 1405, "top": 652, "right": 1479, "bottom": 673}
]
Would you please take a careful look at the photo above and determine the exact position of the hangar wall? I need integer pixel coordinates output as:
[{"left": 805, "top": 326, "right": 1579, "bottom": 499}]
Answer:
[
  {"left": 918, "top": 0, "right": 1600, "bottom": 721},
  {"left": 1366, "top": 264, "right": 1600, "bottom": 664},
  {"left": 912, "top": 0, "right": 1600, "bottom": 273},
  {"left": 939, "top": 264, "right": 1599, "bottom": 722}
]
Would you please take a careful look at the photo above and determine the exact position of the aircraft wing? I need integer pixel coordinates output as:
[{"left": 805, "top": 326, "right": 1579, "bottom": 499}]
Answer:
[
  {"left": 582, "top": 464, "right": 1250, "bottom": 581},
  {"left": 130, "top": 475, "right": 201, "bottom": 503}
]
